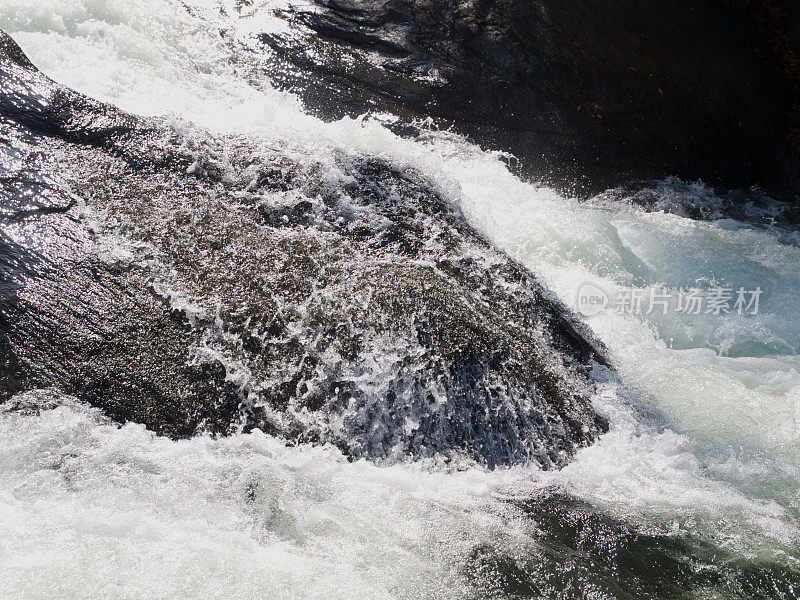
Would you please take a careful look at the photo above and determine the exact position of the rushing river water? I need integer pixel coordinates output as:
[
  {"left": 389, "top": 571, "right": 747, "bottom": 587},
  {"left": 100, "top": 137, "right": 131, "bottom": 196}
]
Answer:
[{"left": 1, "top": 1, "right": 800, "bottom": 598}]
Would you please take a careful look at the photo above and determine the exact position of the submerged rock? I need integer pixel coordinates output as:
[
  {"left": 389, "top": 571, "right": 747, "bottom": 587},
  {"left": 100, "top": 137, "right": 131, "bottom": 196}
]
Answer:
[
  {"left": 465, "top": 489, "right": 800, "bottom": 599},
  {"left": 0, "top": 31, "right": 608, "bottom": 467},
  {"left": 259, "top": 0, "right": 800, "bottom": 199}
]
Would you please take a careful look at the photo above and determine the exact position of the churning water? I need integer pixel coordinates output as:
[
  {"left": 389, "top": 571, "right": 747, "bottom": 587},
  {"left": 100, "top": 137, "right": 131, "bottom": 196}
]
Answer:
[{"left": 1, "top": 1, "right": 799, "bottom": 597}]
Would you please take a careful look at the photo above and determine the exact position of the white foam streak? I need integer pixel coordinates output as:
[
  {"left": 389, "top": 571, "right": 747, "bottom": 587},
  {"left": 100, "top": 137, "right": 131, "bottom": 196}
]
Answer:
[{"left": 0, "top": 393, "right": 519, "bottom": 599}]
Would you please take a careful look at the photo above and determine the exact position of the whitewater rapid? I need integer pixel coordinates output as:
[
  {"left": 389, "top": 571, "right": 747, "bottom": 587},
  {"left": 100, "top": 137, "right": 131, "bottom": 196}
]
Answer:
[{"left": 1, "top": 0, "right": 799, "bottom": 597}]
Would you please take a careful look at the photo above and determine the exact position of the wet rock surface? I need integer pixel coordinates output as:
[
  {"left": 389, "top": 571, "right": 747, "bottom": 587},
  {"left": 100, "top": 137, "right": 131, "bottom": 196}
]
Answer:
[
  {"left": 0, "top": 31, "right": 608, "bottom": 468},
  {"left": 258, "top": 0, "right": 800, "bottom": 199},
  {"left": 464, "top": 489, "right": 800, "bottom": 599}
]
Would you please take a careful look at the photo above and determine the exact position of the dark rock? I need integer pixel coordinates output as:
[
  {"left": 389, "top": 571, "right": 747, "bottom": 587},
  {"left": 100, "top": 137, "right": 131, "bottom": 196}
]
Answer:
[
  {"left": 0, "top": 30, "right": 608, "bottom": 467},
  {"left": 463, "top": 489, "right": 800, "bottom": 599},
  {"left": 0, "top": 111, "right": 246, "bottom": 438},
  {"left": 258, "top": 0, "right": 800, "bottom": 199}
]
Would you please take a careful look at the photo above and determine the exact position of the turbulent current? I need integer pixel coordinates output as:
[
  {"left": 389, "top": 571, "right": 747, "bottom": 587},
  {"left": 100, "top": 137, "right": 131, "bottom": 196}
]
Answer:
[{"left": 1, "top": 1, "right": 800, "bottom": 598}]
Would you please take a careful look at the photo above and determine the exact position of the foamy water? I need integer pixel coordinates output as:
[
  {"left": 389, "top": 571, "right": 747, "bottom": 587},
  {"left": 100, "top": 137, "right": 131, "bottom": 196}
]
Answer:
[{"left": 1, "top": 0, "right": 799, "bottom": 597}]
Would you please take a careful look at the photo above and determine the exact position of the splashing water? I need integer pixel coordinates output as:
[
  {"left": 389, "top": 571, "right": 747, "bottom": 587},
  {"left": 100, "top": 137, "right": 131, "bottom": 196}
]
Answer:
[{"left": 1, "top": 0, "right": 800, "bottom": 597}]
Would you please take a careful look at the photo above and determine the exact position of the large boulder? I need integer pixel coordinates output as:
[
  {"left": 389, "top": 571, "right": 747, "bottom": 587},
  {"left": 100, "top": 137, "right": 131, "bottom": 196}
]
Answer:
[
  {"left": 259, "top": 0, "right": 800, "bottom": 198},
  {"left": 0, "top": 31, "right": 608, "bottom": 468}
]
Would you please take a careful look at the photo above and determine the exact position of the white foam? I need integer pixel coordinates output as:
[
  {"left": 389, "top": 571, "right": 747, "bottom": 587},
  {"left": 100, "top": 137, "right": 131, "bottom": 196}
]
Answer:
[{"left": 2, "top": 0, "right": 800, "bottom": 594}]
